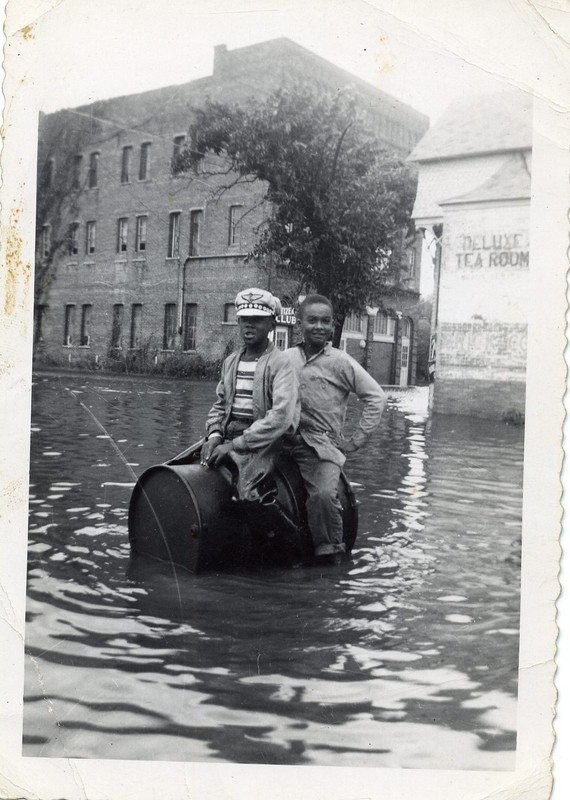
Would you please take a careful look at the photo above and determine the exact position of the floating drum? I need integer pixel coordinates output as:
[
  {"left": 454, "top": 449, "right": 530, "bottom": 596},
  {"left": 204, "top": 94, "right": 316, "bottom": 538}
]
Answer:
[{"left": 128, "top": 454, "right": 358, "bottom": 573}]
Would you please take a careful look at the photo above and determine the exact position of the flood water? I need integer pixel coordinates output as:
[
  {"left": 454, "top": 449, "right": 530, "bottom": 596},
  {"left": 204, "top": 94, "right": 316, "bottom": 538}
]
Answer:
[{"left": 23, "top": 372, "right": 523, "bottom": 769}]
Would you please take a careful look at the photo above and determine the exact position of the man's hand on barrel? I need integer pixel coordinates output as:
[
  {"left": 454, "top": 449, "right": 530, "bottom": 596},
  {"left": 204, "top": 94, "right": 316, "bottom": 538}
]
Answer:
[
  {"left": 200, "top": 433, "right": 223, "bottom": 466},
  {"left": 208, "top": 441, "right": 235, "bottom": 467}
]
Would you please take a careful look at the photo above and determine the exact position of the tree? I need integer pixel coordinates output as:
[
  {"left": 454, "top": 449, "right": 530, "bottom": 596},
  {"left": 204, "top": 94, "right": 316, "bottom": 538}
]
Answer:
[
  {"left": 35, "top": 109, "right": 104, "bottom": 305},
  {"left": 177, "top": 85, "right": 418, "bottom": 345}
]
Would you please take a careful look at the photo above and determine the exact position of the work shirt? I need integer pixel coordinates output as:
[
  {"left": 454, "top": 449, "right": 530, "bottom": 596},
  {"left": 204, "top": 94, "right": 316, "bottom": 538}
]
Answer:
[
  {"left": 284, "top": 342, "right": 386, "bottom": 466},
  {"left": 205, "top": 341, "right": 300, "bottom": 453}
]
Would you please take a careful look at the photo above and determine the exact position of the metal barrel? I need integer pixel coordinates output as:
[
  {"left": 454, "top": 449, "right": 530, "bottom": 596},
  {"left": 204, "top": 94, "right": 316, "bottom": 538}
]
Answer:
[{"left": 128, "top": 455, "right": 358, "bottom": 572}]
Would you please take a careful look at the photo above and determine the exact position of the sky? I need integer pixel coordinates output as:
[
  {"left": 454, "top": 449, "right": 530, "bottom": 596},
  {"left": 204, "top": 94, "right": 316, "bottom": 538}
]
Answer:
[{"left": 4, "top": 0, "right": 517, "bottom": 124}]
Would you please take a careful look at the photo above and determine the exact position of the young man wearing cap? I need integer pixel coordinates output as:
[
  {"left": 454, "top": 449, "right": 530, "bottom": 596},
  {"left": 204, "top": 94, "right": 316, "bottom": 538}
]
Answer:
[
  {"left": 200, "top": 288, "right": 299, "bottom": 485},
  {"left": 285, "top": 294, "right": 387, "bottom": 565}
]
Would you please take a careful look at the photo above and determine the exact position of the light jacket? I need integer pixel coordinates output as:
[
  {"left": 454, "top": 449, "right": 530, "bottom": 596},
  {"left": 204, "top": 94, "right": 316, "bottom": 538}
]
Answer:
[
  {"left": 284, "top": 342, "right": 387, "bottom": 466},
  {"left": 205, "top": 341, "right": 300, "bottom": 452}
]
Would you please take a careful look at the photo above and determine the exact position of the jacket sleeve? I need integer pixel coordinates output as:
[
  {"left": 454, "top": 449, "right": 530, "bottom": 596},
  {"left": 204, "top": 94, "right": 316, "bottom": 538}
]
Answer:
[
  {"left": 205, "top": 358, "right": 228, "bottom": 438},
  {"left": 343, "top": 357, "right": 387, "bottom": 449},
  {"left": 232, "top": 354, "right": 300, "bottom": 452}
]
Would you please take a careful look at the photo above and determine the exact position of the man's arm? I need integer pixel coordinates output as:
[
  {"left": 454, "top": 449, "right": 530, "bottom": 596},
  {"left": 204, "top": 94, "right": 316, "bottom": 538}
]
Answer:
[{"left": 343, "top": 357, "right": 387, "bottom": 451}]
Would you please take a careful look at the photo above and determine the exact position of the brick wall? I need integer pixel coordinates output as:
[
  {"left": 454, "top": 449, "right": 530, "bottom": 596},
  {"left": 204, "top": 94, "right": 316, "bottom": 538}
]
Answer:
[
  {"left": 35, "top": 39, "right": 427, "bottom": 370},
  {"left": 433, "top": 379, "right": 526, "bottom": 419}
]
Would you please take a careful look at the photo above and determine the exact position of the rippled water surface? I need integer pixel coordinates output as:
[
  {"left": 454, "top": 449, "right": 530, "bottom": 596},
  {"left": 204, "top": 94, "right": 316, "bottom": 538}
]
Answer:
[{"left": 24, "top": 373, "right": 523, "bottom": 768}]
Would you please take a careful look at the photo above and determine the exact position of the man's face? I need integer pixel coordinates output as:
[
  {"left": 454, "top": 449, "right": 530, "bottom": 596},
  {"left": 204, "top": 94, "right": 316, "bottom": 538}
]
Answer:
[
  {"left": 300, "top": 302, "right": 334, "bottom": 348},
  {"left": 238, "top": 315, "right": 274, "bottom": 347}
]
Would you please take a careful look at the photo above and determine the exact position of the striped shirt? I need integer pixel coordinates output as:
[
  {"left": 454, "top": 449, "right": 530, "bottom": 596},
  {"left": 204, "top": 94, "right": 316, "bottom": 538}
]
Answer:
[{"left": 231, "top": 359, "right": 257, "bottom": 420}]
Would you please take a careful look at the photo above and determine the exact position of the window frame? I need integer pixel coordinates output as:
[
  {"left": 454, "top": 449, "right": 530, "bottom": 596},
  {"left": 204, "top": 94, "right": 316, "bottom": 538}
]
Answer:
[
  {"left": 138, "top": 142, "right": 151, "bottom": 181},
  {"left": 189, "top": 208, "right": 203, "bottom": 256},
  {"left": 63, "top": 304, "right": 76, "bottom": 347},
  {"left": 183, "top": 303, "right": 198, "bottom": 351},
  {"left": 85, "top": 220, "right": 96, "bottom": 255},
  {"left": 111, "top": 303, "right": 124, "bottom": 350},
  {"left": 79, "top": 304, "right": 92, "bottom": 347},
  {"left": 135, "top": 214, "right": 148, "bottom": 253},
  {"left": 167, "top": 211, "right": 181, "bottom": 258},
  {"left": 88, "top": 152, "right": 100, "bottom": 189},
  {"left": 130, "top": 303, "right": 143, "bottom": 349},
  {"left": 228, "top": 204, "right": 243, "bottom": 247},
  {"left": 163, "top": 303, "right": 177, "bottom": 350},
  {"left": 120, "top": 145, "right": 133, "bottom": 184},
  {"left": 40, "top": 224, "right": 51, "bottom": 259},
  {"left": 68, "top": 222, "right": 80, "bottom": 256},
  {"left": 117, "top": 217, "right": 129, "bottom": 254}
]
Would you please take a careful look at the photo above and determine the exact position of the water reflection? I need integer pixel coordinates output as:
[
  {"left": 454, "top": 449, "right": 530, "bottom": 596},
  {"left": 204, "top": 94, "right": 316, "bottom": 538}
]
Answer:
[{"left": 24, "top": 373, "right": 522, "bottom": 768}]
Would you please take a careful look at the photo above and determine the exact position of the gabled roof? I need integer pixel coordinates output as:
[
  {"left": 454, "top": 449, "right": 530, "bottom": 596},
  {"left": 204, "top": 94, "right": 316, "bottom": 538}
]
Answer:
[
  {"left": 409, "top": 90, "right": 533, "bottom": 162},
  {"left": 440, "top": 152, "right": 531, "bottom": 205}
]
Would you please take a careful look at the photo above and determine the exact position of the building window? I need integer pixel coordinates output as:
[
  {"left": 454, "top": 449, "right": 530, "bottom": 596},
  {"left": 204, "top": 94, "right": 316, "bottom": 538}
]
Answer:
[
  {"left": 189, "top": 209, "right": 203, "bottom": 256},
  {"left": 63, "top": 304, "right": 75, "bottom": 346},
  {"left": 111, "top": 303, "right": 124, "bottom": 349},
  {"left": 68, "top": 222, "right": 79, "bottom": 256},
  {"left": 171, "top": 134, "right": 186, "bottom": 173},
  {"left": 228, "top": 205, "right": 243, "bottom": 246},
  {"left": 117, "top": 217, "right": 128, "bottom": 253},
  {"left": 373, "top": 312, "right": 395, "bottom": 337},
  {"left": 274, "top": 328, "right": 288, "bottom": 351},
  {"left": 121, "top": 146, "right": 132, "bottom": 184},
  {"left": 72, "top": 154, "right": 83, "bottom": 189},
  {"left": 223, "top": 303, "right": 236, "bottom": 324},
  {"left": 139, "top": 142, "right": 151, "bottom": 180},
  {"left": 163, "top": 303, "right": 177, "bottom": 350},
  {"left": 80, "top": 304, "right": 92, "bottom": 346},
  {"left": 135, "top": 215, "right": 147, "bottom": 252},
  {"left": 184, "top": 303, "right": 198, "bottom": 351},
  {"left": 34, "top": 304, "right": 47, "bottom": 345},
  {"left": 86, "top": 220, "right": 96, "bottom": 255},
  {"left": 130, "top": 304, "right": 142, "bottom": 348},
  {"left": 88, "top": 152, "right": 99, "bottom": 188},
  {"left": 344, "top": 311, "right": 363, "bottom": 333},
  {"left": 40, "top": 224, "right": 51, "bottom": 259},
  {"left": 402, "top": 317, "right": 412, "bottom": 338},
  {"left": 401, "top": 343, "right": 410, "bottom": 370},
  {"left": 167, "top": 212, "right": 181, "bottom": 258},
  {"left": 407, "top": 247, "right": 417, "bottom": 277}
]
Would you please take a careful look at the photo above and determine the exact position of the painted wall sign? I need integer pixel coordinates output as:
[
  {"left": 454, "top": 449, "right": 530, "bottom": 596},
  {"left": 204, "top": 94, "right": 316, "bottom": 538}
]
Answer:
[
  {"left": 455, "top": 233, "right": 529, "bottom": 269},
  {"left": 276, "top": 307, "right": 297, "bottom": 325}
]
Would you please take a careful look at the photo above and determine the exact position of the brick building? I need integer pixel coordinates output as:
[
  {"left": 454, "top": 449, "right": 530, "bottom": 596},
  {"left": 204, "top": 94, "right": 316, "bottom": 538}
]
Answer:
[
  {"left": 34, "top": 38, "right": 428, "bottom": 383},
  {"left": 409, "top": 91, "right": 532, "bottom": 416}
]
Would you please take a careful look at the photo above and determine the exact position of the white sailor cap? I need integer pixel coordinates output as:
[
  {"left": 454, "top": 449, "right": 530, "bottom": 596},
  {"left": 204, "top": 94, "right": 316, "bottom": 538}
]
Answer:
[{"left": 235, "top": 287, "right": 282, "bottom": 317}]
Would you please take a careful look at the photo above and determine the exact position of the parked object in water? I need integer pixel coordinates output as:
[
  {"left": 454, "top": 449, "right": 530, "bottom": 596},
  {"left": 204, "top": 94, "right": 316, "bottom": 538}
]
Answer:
[{"left": 128, "top": 443, "right": 358, "bottom": 573}]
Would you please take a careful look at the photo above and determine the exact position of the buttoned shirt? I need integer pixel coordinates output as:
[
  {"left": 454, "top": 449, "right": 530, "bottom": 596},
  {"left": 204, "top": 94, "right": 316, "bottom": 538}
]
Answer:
[{"left": 284, "top": 342, "right": 387, "bottom": 466}]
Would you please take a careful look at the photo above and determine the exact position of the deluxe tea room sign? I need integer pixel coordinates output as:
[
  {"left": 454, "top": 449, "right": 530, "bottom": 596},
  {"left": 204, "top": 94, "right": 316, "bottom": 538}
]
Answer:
[{"left": 455, "top": 233, "right": 529, "bottom": 269}]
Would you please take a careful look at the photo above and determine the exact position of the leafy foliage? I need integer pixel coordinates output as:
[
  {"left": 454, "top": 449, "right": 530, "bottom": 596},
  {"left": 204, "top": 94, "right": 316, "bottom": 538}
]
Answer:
[{"left": 177, "top": 85, "right": 418, "bottom": 342}]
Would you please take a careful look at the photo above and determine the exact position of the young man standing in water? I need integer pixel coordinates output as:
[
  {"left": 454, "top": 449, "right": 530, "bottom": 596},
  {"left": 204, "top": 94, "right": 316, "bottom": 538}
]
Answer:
[
  {"left": 200, "top": 288, "right": 299, "bottom": 495},
  {"left": 285, "top": 294, "right": 387, "bottom": 565}
]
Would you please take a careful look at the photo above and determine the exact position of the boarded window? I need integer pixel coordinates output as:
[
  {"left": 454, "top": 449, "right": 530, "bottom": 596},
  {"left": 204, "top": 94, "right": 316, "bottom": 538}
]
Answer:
[
  {"left": 130, "top": 304, "right": 142, "bottom": 348},
  {"left": 111, "top": 304, "right": 124, "bottom": 349},
  {"left": 80, "top": 304, "right": 92, "bottom": 346}
]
